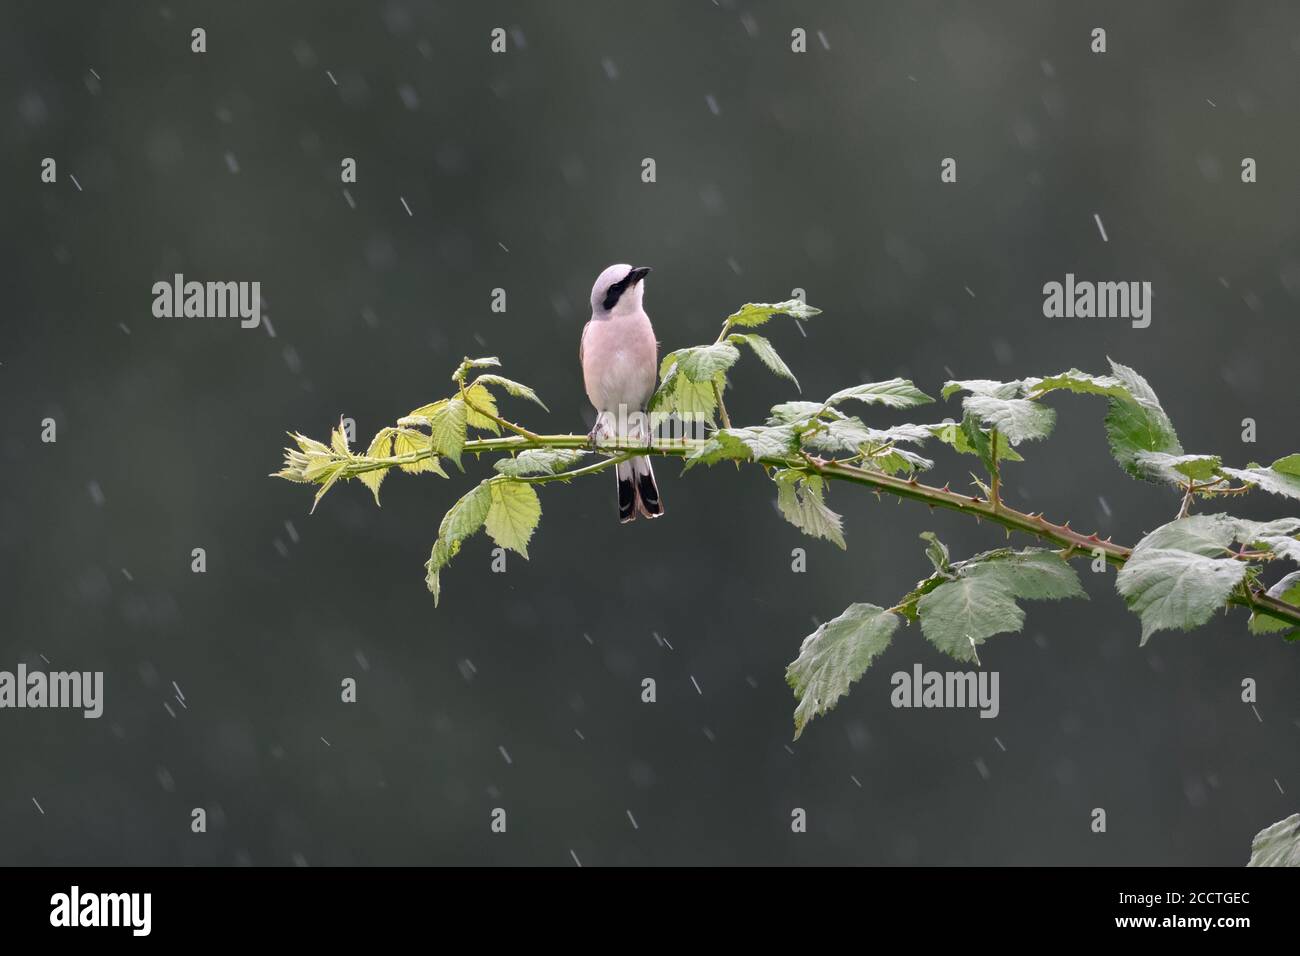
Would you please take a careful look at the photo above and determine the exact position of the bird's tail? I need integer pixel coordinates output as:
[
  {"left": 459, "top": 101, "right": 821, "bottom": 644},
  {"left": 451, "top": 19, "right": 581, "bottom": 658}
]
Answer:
[{"left": 616, "top": 456, "right": 663, "bottom": 523}]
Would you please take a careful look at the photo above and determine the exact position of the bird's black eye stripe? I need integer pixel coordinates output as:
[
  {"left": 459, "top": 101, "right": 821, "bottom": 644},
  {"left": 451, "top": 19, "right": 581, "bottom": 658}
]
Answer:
[{"left": 603, "top": 275, "right": 631, "bottom": 311}]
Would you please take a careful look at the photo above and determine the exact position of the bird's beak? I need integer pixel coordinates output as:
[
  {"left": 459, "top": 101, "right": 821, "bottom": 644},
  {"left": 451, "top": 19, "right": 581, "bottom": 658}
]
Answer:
[{"left": 629, "top": 266, "right": 652, "bottom": 284}]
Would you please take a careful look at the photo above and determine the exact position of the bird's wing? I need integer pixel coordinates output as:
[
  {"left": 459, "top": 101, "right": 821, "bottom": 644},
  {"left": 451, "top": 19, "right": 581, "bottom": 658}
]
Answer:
[{"left": 579, "top": 318, "right": 591, "bottom": 365}]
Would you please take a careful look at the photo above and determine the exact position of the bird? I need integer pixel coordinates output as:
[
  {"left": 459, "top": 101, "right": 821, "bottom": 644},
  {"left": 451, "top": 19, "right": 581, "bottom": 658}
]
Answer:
[{"left": 580, "top": 263, "right": 664, "bottom": 522}]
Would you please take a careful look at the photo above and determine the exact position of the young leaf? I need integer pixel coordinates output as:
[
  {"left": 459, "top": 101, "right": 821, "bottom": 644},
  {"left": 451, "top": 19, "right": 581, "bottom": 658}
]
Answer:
[
  {"left": 929, "top": 418, "right": 1024, "bottom": 463},
  {"left": 425, "top": 481, "right": 494, "bottom": 605},
  {"left": 1247, "top": 813, "right": 1300, "bottom": 867},
  {"left": 393, "top": 427, "right": 448, "bottom": 477},
  {"left": 452, "top": 356, "right": 502, "bottom": 382},
  {"left": 774, "top": 471, "right": 846, "bottom": 549},
  {"left": 330, "top": 422, "right": 351, "bottom": 455},
  {"left": 309, "top": 462, "right": 347, "bottom": 514},
  {"left": 493, "top": 448, "right": 588, "bottom": 477},
  {"left": 727, "top": 332, "right": 800, "bottom": 390},
  {"left": 483, "top": 479, "right": 542, "bottom": 558},
  {"left": 358, "top": 427, "right": 394, "bottom": 505},
  {"left": 649, "top": 358, "right": 719, "bottom": 421},
  {"left": 920, "top": 531, "right": 952, "bottom": 574},
  {"left": 825, "top": 378, "right": 934, "bottom": 410},
  {"left": 427, "top": 398, "right": 469, "bottom": 467},
  {"left": 786, "top": 603, "right": 900, "bottom": 739},
  {"left": 462, "top": 382, "right": 501, "bottom": 434},
  {"left": 474, "top": 374, "right": 549, "bottom": 412},
  {"left": 725, "top": 299, "right": 821, "bottom": 328}
]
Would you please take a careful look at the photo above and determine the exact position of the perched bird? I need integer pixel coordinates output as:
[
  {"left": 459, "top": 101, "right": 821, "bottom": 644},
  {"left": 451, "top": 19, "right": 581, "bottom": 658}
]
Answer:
[{"left": 580, "top": 263, "right": 664, "bottom": 522}]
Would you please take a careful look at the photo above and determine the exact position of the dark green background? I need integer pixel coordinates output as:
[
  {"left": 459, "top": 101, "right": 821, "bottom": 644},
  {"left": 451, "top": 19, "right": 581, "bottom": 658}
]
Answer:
[{"left": 2, "top": 0, "right": 1297, "bottom": 865}]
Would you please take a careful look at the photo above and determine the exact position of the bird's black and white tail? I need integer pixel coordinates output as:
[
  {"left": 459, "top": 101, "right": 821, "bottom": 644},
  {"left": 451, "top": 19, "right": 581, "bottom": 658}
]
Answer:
[{"left": 616, "top": 456, "right": 663, "bottom": 523}]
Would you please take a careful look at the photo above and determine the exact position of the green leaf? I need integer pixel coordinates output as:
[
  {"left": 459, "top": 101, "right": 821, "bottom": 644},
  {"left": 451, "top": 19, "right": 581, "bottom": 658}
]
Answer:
[
  {"left": 649, "top": 359, "right": 720, "bottom": 421},
  {"left": 774, "top": 471, "right": 845, "bottom": 549},
  {"left": 725, "top": 299, "right": 821, "bottom": 328},
  {"left": 1249, "top": 571, "right": 1300, "bottom": 636},
  {"left": 452, "top": 356, "right": 501, "bottom": 382},
  {"left": 920, "top": 531, "right": 951, "bottom": 574},
  {"left": 785, "top": 603, "right": 899, "bottom": 739},
  {"left": 727, "top": 332, "right": 799, "bottom": 391},
  {"left": 928, "top": 418, "right": 1024, "bottom": 464},
  {"left": 426, "top": 398, "right": 468, "bottom": 467},
  {"left": 1025, "top": 361, "right": 1183, "bottom": 480},
  {"left": 918, "top": 577, "right": 1024, "bottom": 663},
  {"left": 960, "top": 393, "right": 1056, "bottom": 445},
  {"left": 676, "top": 343, "right": 741, "bottom": 382},
  {"left": 1132, "top": 451, "right": 1223, "bottom": 485},
  {"left": 917, "top": 548, "right": 1084, "bottom": 661},
  {"left": 393, "top": 427, "right": 448, "bottom": 477},
  {"left": 462, "top": 382, "right": 501, "bottom": 434},
  {"left": 1221, "top": 456, "right": 1300, "bottom": 502},
  {"left": 1102, "top": 360, "right": 1185, "bottom": 479},
  {"left": 483, "top": 480, "right": 542, "bottom": 558},
  {"left": 941, "top": 379, "right": 1023, "bottom": 401},
  {"left": 685, "top": 424, "right": 800, "bottom": 469},
  {"left": 425, "top": 481, "right": 494, "bottom": 605},
  {"left": 1247, "top": 813, "right": 1300, "bottom": 867},
  {"left": 474, "top": 374, "right": 549, "bottom": 412},
  {"left": 330, "top": 423, "right": 351, "bottom": 455},
  {"left": 358, "top": 427, "right": 394, "bottom": 505},
  {"left": 1115, "top": 518, "right": 1249, "bottom": 643},
  {"left": 493, "top": 448, "right": 588, "bottom": 477},
  {"left": 767, "top": 401, "right": 827, "bottom": 425},
  {"left": 825, "top": 378, "right": 934, "bottom": 410}
]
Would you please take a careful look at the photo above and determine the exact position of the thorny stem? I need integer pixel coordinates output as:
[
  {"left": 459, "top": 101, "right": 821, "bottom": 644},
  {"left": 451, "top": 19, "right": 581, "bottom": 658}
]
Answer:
[
  {"left": 329, "top": 432, "right": 1300, "bottom": 631},
  {"left": 989, "top": 428, "right": 1001, "bottom": 512}
]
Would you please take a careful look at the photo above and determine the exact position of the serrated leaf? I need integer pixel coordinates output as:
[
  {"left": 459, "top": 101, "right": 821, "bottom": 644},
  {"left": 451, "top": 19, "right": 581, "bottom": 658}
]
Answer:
[
  {"left": 929, "top": 419, "right": 1024, "bottom": 463},
  {"left": 960, "top": 393, "right": 1056, "bottom": 445},
  {"left": 785, "top": 603, "right": 899, "bottom": 739},
  {"left": 484, "top": 480, "right": 542, "bottom": 558},
  {"left": 462, "top": 382, "right": 501, "bottom": 434},
  {"left": 493, "top": 448, "right": 587, "bottom": 477},
  {"left": 427, "top": 398, "right": 468, "bottom": 467},
  {"left": 393, "top": 427, "right": 448, "bottom": 476},
  {"left": 1247, "top": 813, "right": 1300, "bottom": 866},
  {"left": 918, "top": 577, "right": 1023, "bottom": 663},
  {"left": 685, "top": 424, "right": 800, "bottom": 469},
  {"left": 452, "top": 356, "right": 502, "bottom": 382},
  {"left": 941, "top": 379, "right": 1023, "bottom": 400},
  {"left": 330, "top": 423, "right": 351, "bottom": 455},
  {"left": 727, "top": 332, "right": 800, "bottom": 391},
  {"left": 1022, "top": 370, "right": 1127, "bottom": 400},
  {"left": 649, "top": 359, "right": 719, "bottom": 422},
  {"left": 917, "top": 548, "right": 1084, "bottom": 661},
  {"left": 290, "top": 432, "right": 331, "bottom": 455},
  {"left": 309, "top": 462, "right": 346, "bottom": 514},
  {"left": 825, "top": 378, "right": 934, "bottom": 409},
  {"left": 407, "top": 400, "right": 448, "bottom": 420},
  {"left": 1132, "top": 451, "right": 1222, "bottom": 485},
  {"left": 425, "top": 481, "right": 493, "bottom": 605},
  {"left": 358, "top": 427, "right": 394, "bottom": 505},
  {"left": 868, "top": 446, "right": 934, "bottom": 475},
  {"left": 1221, "top": 456, "right": 1300, "bottom": 502},
  {"left": 726, "top": 299, "right": 821, "bottom": 328},
  {"left": 1115, "top": 548, "right": 1247, "bottom": 644},
  {"left": 774, "top": 471, "right": 845, "bottom": 549},
  {"left": 767, "top": 401, "right": 828, "bottom": 425},
  {"left": 474, "top": 374, "right": 549, "bottom": 412},
  {"left": 676, "top": 343, "right": 741, "bottom": 382},
  {"left": 1249, "top": 571, "right": 1300, "bottom": 636},
  {"left": 1102, "top": 360, "right": 1184, "bottom": 480}
]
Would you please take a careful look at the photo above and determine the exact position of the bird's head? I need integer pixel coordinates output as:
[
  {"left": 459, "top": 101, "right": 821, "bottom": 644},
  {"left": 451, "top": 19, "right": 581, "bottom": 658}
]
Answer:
[{"left": 590, "top": 263, "right": 652, "bottom": 317}]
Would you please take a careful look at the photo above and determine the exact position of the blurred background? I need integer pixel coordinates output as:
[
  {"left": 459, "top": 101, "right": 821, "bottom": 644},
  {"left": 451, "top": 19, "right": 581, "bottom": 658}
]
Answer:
[{"left": 2, "top": 0, "right": 1298, "bottom": 865}]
